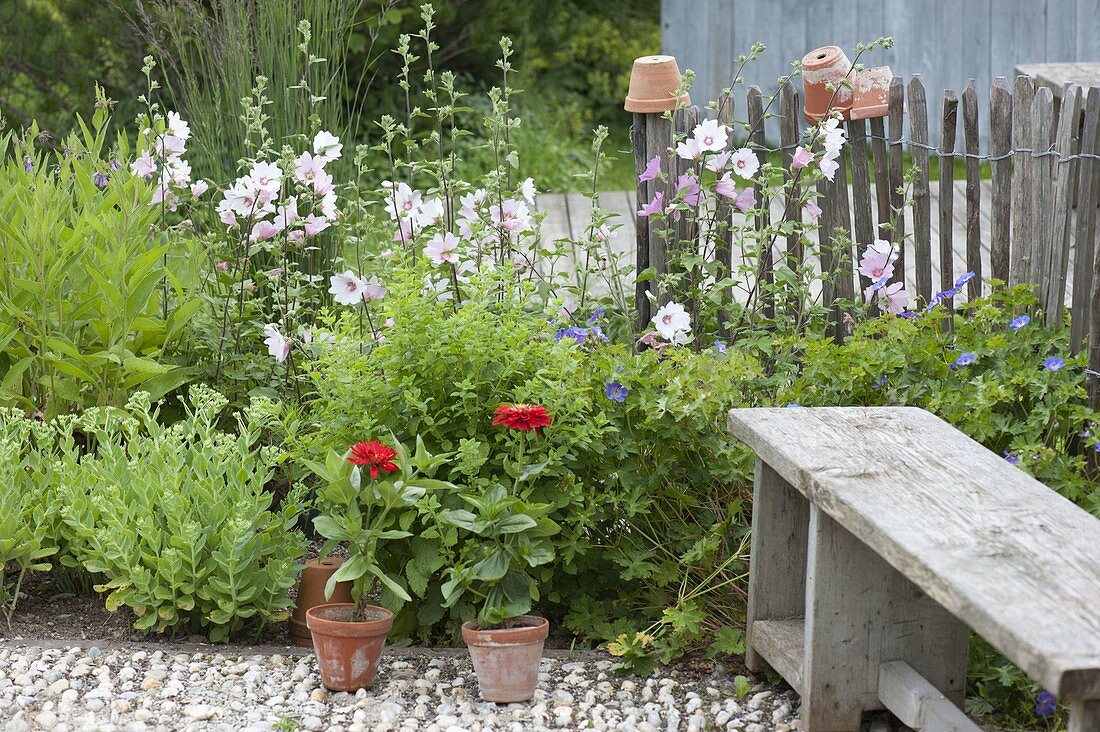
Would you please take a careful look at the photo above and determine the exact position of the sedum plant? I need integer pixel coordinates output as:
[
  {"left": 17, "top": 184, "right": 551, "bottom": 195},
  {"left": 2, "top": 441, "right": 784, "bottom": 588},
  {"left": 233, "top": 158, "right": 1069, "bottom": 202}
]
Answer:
[
  {"left": 54, "top": 385, "right": 307, "bottom": 642},
  {"left": 305, "top": 435, "right": 459, "bottom": 621}
]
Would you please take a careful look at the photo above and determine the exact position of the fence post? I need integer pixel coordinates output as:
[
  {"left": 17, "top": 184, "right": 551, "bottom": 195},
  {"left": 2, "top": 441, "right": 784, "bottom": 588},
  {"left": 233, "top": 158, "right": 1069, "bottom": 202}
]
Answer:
[
  {"left": 989, "top": 78, "right": 1013, "bottom": 284},
  {"left": 938, "top": 89, "right": 959, "bottom": 322},
  {"left": 1010, "top": 76, "right": 1036, "bottom": 287},
  {"left": 962, "top": 82, "right": 983, "bottom": 300},
  {"left": 1071, "top": 88, "right": 1100, "bottom": 354},
  {"left": 908, "top": 76, "right": 933, "bottom": 304},
  {"left": 1030, "top": 88, "right": 1055, "bottom": 303},
  {"left": 1046, "top": 85, "right": 1082, "bottom": 319},
  {"left": 848, "top": 118, "right": 875, "bottom": 301},
  {"left": 779, "top": 84, "right": 802, "bottom": 322}
]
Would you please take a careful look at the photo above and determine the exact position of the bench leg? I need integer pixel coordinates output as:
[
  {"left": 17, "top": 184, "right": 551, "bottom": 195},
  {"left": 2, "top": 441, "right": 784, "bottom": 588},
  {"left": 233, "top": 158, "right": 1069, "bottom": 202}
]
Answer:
[
  {"left": 802, "top": 505, "right": 969, "bottom": 732},
  {"left": 1069, "top": 699, "right": 1100, "bottom": 732},
  {"left": 746, "top": 460, "right": 809, "bottom": 672}
]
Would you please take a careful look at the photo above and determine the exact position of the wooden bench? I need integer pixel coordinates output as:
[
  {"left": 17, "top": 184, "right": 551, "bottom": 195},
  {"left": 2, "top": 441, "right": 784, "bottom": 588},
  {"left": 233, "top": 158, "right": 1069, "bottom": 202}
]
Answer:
[{"left": 727, "top": 406, "right": 1100, "bottom": 732}]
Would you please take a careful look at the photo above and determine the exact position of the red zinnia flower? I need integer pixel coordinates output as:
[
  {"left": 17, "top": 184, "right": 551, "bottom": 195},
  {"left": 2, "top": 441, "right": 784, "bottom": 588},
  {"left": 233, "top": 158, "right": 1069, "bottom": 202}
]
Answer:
[
  {"left": 491, "top": 404, "right": 553, "bottom": 434},
  {"left": 347, "top": 440, "right": 399, "bottom": 478}
]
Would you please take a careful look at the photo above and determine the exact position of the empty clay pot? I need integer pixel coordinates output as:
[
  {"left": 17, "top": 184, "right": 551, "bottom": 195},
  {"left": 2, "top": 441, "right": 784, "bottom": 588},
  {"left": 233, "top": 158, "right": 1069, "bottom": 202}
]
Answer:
[
  {"left": 289, "top": 558, "right": 353, "bottom": 648},
  {"left": 306, "top": 603, "right": 394, "bottom": 692},
  {"left": 625, "top": 55, "right": 691, "bottom": 113},
  {"left": 802, "top": 45, "right": 854, "bottom": 123},
  {"left": 462, "top": 615, "right": 549, "bottom": 703}
]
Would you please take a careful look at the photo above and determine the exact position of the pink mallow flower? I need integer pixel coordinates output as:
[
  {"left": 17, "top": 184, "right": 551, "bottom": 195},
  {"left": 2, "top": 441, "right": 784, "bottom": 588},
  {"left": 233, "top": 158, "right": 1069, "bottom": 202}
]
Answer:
[
  {"left": 424, "top": 232, "right": 460, "bottom": 265},
  {"left": 877, "top": 282, "right": 909, "bottom": 314},
  {"left": 791, "top": 146, "right": 814, "bottom": 170},
  {"left": 803, "top": 200, "right": 822, "bottom": 221},
  {"left": 637, "top": 191, "right": 664, "bottom": 218},
  {"left": 733, "top": 187, "right": 756, "bottom": 213},
  {"left": 676, "top": 173, "right": 700, "bottom": 206},
  {"left": 263, "top": 324, "right": 290, "bottom": 363},
  {"left": 639, "top": 155, "right": 661, "bottom": 183},
  {"left": 858, "top": 250, "right": 895, "bottom": 282}
]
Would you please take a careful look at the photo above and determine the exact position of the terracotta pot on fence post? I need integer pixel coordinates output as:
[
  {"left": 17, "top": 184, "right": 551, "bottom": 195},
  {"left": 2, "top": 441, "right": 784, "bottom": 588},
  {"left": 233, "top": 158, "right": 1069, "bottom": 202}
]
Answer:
[
  {"left": 289, "top": 558, "right": 354, "bottom": 648},
  {"left": 624, "top": 55, "right": 690, "bottom": 113},
  {"left": 802, "top": 45, "right": 892, "bottom": 123}
]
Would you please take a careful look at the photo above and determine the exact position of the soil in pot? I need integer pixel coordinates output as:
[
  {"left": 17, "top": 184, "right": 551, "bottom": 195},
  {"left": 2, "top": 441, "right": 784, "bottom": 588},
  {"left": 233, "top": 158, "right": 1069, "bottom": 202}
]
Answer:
[
  {"left": 461, "top": 615, "right": 549, "bottom": 703},
  {"left": 306, "top": 602, "right": 394, "bottom": 692}
]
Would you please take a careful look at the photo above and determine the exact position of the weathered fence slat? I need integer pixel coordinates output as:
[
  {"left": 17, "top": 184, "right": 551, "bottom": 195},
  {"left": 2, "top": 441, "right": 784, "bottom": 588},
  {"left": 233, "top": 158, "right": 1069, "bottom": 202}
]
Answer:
[
  {"left": 716, "top": 95, "right": 735, "bottom": 339},
  {"left": 631, "top": 113, "right": 651, "bottom": 332},
  {"left": 1010, "top": 75, "right": 1036, "bottom": 286},
  {"left": 887, "top": 77, "right": 907, "bottom": 284},
  {"left": 989, "top": 78, "right": 1013, "bottom": 284},
  {"left": 939, "top": 90, "right": 958, "bottom": 319},
  {"left": 779, "top": 84, "right": 802, "bottom": 321},
  {"left": 747, "top": 87, "right": 773, "bottom": 321},
  {"left": 1072, "top": 87, "right": 1100, "bottom": 353},
  {"left": 963, "top": 82, "right": 983, "bottom": 300},
  {"left": 908, "top": 76, "right": 933, "bottom": 303},
  {"left": 848, "top": 120, "right": 875, "bottom": 300},
  {"left": 869, "top": 117, "right": 891, "bottom": 241},
  {"left": 644, "top": 112, "right": 673, "bottom": 307},
  {"left": 1046, "top": 85, "right": 1081, "bottom": 319},
  {"left": 1030, "top": 88, "right": 1056, "bottom": 302}
]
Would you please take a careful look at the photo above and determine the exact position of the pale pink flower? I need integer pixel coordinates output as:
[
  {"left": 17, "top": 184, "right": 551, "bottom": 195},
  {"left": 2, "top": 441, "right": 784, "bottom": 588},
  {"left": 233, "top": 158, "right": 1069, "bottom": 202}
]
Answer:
[
  {"left": 639, "top": 155, "right": 661, "bottom": 182},
  {"left": 263, "top": 324, "right": 290, "bottom": 363},
  {"left": 131, "top": 151, "right": 157, "bottom": 178},
  {"left": 217, "top": 198, "right": 238, "bottom": 227},
  {"left": 361, "top": 275, "right": 387, "bottom": 301},
  {"left": 275, "top": 197, "right": 300, "bottom": 231},
  {"left": 594, "top": 224, "right": 615, "bottom": 243},
  {"left": 692, "top": 118, "right": 729, "bottom": 152},
  {"left": 734, "top": 187, "right": 756, "bottom": 213},
  {"left": 819, "top": 157, "right": 839, "bottom": 181},
  {"left": 190, "top": 180, "right": 209, "bottom": 198},
  {"left": 791, "top": 146, "right": 813, "bottom": 170},
  {"left": 858, "top": 250, "right": 894, "bottom": 282},
  {"left": 248, "top": 161, "right": 283, "bottom": 193},
  {"left": 303, "top": 214, "right": 330, "bottom": 237},
  {"left": 491, "top": 199, "right": 532, "bottom": 234},
  {"left": 328, "top": 271, "right": 366, "bottom": 306},
  {"left": 715, "top": 173, "right": 737, "bottom": 198},
  {"left": 215, "top": 261, "right": 231, "bottom": 272},
  {"left": 384, "top": 181, "right": 421, "bottom": 219},
  {"left": 637, "top": 191, "right": 664, "bottom": 218},
  {"left": 312, "top": 168, "right": 334, "bottom": 196},
  {"left": 706, "top": 151, "right": 731, "bottom": 173},
  {"left": 729, "top": 148, "right": 760, "bottom": 180},
  {"left": 416, "top": 198, "right": 445, "bottom": 228},
  {"left": 295, "top": 152, "right": 326, "bottom": 183},
  {"left": 676, "top": 173, "right": 700, "bottom": 206},
  {"left": 676, "top": 137, "right": 702, "bottom": 160},
  {"left": 155, "top": 134, "right": 186, "bottom": 158},
  {"left": 877, "top": 282, "right": 910, "bottom": 314},
  {"left": 803, "top": 200, "right": 822, "bottom": 221},
  {"left": 424, "top": 232, "right": 460, "bottom": 265},
  {"left": 250, "top": 219, "right": 280, "bottom": 242}
]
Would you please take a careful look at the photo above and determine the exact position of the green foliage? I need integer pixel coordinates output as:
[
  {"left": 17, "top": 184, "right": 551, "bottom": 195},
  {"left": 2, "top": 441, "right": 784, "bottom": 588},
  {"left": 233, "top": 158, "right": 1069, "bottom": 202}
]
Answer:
[
  {"left": 12, "top": 385, "right": 308, "bottom": 642},
  {"left": 0, "top": 103, "right": 198, "bottom": 418},
  {"left": 306, "top": 434, "right": 458, "bottom": 618}
]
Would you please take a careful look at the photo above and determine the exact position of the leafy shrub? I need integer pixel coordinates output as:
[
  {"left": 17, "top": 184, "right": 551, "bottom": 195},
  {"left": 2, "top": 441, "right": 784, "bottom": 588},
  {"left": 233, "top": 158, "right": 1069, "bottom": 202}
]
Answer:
[
  {"left": 16, "top": 386, "right": 307, "bottom": 642},
  {"left": 0, "top": 102, "right": 199, "bottom": 418}
]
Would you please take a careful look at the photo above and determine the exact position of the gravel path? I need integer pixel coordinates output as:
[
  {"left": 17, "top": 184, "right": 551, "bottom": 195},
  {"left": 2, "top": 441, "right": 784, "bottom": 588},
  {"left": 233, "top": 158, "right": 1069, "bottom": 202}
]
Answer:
[{"left": 0, "top": 644, "right": 804, "bottom": 731}]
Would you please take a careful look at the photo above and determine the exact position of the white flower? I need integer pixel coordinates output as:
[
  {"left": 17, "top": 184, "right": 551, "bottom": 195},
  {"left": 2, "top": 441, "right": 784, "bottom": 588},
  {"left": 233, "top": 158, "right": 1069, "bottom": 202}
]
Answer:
[
  {"left": 729, "top": 148, "right": 759, "bottom": 180},
  {"left": 424, "top": 232, "right": 460, "bottom": 265},
  {"left": 491, "top": 198, "right": 532, "bottom": 234},
  {"left": 166, "top": 111, "right": 190, "bottom": 142},
  {"left": 692, "top": 118, "right": 728, "bottom": 152},
  {"left": 819, "top": 157, "right": 839, "bottom": 182},
  {"left": 312, "top": 168, "right": 335, "bottom": 196},
  {"left": 652, "top": 301, "right": 691, "bottom": 341},
  {"left": 423, "top": 274, "right": 453, "bottom": 302},
  {"left": 384, "top": 181, "right": 421, "bottom": 219},
  {"left": 249, "top": 219, "right": 280, "bottom": 242},
  {"left": 263, "top": 324, "right": 290, "bottom": 363},
  {"left": 519, "top": 177, "right": 537, "bottom": 204},
  {"left": 190, "top": 180, "right": 209, "bottom": 198},
  {"left": 706, "top": 150, "right": 731, "bottom": 173},
  {"left": 321, "top": 191, "right": 339, "bottom": 220},
  {"left": 275, "top": 197, "right": 299, "bottom": 230},
  {"left": 676, "top": 137, "right": 702, "bottom": 160},
  {"left": 303, "top": 214, "right": 330, "bottom": 237},
  {"left": 295, "top": 152, "right": 326, "bottom": 183},
  {"left": 868, "top": 238, "right": 894, "bottom": 256},
  {"left": 416, "top": 198, "right": 445, "bottom": 228},
  {"left": 328, "top": 270, "right": 366, "bottom": 306},
  {"left": 313, "top": 131, "right": 342, "bottom": 162},
  {"left": 248, "top": 161, "right": 283, "bottom": 193},
  {"left": 131, "top": 151, "right": 157, "bottom": 178}
]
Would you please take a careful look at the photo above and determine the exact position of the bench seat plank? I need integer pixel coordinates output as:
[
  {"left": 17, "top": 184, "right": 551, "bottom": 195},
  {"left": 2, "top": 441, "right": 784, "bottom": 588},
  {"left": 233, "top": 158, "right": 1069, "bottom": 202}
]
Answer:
[{"left": 728, "top": 406, "right": 1100, "bottom": 699}]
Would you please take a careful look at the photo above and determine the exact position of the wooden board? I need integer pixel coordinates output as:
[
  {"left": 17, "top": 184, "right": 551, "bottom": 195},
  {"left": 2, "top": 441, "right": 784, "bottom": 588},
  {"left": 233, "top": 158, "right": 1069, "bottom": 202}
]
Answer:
[{"left": 728, "top": 406, "right": 1100, "bottom": 699}]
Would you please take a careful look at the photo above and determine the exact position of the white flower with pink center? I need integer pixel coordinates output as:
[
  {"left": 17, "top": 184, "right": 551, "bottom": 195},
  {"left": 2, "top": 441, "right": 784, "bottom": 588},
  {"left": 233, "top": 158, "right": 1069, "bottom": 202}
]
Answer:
[
  {"left": 692, "top": 118, "right": 729, "bottom": 153},
  {"left": 729, "top": 148, "right": 759, "bottom": 180}
]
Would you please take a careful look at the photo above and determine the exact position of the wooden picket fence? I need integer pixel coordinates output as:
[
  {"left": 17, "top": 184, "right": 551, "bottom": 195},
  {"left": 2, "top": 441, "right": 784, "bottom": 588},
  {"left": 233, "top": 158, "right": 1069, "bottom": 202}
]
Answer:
[{"left": 630, "top": 74, "right": 1100, "bottom": 406}]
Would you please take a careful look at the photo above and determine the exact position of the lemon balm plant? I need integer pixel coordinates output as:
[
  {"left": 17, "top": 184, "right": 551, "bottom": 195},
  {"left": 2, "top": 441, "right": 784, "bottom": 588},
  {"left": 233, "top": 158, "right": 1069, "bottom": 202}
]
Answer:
[{"left": 303, "top": 435, "right": 458, "bottom": 691}]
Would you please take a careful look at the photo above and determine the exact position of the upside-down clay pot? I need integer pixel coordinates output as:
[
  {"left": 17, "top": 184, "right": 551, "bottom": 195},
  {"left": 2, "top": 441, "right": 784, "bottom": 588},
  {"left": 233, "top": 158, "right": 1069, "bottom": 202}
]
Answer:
[
  {"left": 289, "top": 558, "right": 354, "bottom": 647},
  {"left": 625, "top": 55, "right": 691, "bottom": 113},
  {"left": 462, "top": 615, "right": 549, "bottom": 703},
  {"left": 306, "top": 603, "right": 394, "bottom": 692},
  {"left": 802, "top": 45, "right": 854, "bottom": 123}
]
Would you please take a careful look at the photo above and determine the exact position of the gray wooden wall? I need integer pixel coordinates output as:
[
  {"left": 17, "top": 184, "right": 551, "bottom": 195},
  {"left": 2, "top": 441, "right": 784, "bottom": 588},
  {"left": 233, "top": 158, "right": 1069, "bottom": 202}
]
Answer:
[{"left": 661, "top": 0, "right": 1100, "bottom": 145}]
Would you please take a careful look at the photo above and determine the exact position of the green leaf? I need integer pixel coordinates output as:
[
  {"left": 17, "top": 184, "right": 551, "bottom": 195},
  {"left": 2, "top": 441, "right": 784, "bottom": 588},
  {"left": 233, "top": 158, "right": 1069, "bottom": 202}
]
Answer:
[
  {"left": 367, "top": 563, "right": 412, "bottom": 602},
  {"left": 496, "top": 514, "right": 537, "bottom": 534},
  {"left": 472, "top": 548, "right": 510, "bottom": 582}
]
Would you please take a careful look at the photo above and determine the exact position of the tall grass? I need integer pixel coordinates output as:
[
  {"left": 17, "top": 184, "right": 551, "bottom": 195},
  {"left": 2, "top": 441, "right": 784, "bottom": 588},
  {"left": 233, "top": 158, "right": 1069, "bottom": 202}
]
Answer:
[{"left": 132, "top": 0, "right": 383, "bottom": 180}]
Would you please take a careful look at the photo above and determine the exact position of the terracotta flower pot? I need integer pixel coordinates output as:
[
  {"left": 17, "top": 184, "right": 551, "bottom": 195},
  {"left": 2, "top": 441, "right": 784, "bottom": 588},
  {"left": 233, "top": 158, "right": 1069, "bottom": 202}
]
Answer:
[
  {"left": 802, "top": 45, "right": 854, "bottom": 123},
  {"left": 462, "top": 615, "right": 549, "bottom": 703},
  {"left": 625, "top": 55, "right": 691, "bottom": 113},
  {"left": 306, "top": 603, "right": 394, "bottom": 692},
  {"left": 289, "top": 558, "right": 354, "bottom": 648}
]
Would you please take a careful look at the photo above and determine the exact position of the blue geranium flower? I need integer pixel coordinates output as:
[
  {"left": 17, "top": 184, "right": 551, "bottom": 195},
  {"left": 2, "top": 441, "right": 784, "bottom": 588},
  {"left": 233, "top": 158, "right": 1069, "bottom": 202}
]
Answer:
[
  {"left": 714, "top": 340, "right": 728, "bottom": 355},
  {"left": 954, "top": 271, "right": 975, "bottom": 288},
  {"left": 587, "top": 306, "right": 606, "bottom": 323},
  {"left": 871, "top": 375, "right": 887, "bottom": 389},
  {"left": 555, "top": 326, "right": 588, "bottom": 344},
  {"left": 953, "top": 352, "right": 976, "bottom": 369},
  {"left": 1010, "top": 314, "right": 1030, "bottom": 330},
  {"left": 605, "top": 381, "right": 628, "bottom": 402},
  {"left": 1044, "top": 356, "right": 1065, "bottom": 372},
  {"left": 1035, "top": 691, "right": 1056, "bottom": 718},
  {"left": 1004, "top": 450, "right": 1020, "bottom": 465}
]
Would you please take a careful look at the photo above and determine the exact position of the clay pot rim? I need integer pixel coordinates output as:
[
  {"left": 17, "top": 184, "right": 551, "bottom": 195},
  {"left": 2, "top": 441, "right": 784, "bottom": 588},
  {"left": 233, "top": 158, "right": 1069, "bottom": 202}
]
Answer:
[
  {"left": 461, "top": 615, "right": 549, "bottom": 646},
  {"left": 306, "top": 602, "right": 395, "bottom": 638},
  {"left": 624, "top": 93, "right": 692, "bottom": 114},
  {"left": 801, "top": 45, "right": 846, "bottom": 71}
]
